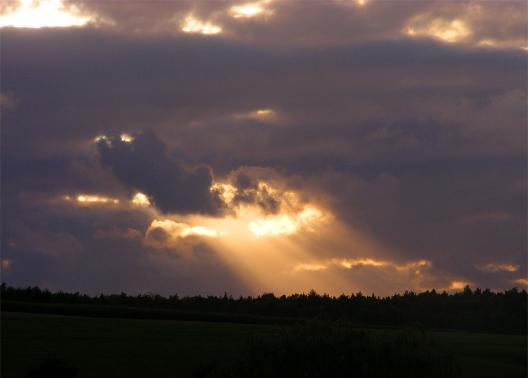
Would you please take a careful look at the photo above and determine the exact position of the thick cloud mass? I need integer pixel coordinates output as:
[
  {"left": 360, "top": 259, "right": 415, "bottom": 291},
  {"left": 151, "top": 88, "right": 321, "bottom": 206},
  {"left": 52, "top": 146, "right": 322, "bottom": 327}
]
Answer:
[
  {"left": 1, "top": 1, "right": 526, "bottom": 295},
  {"left": 97, "top": 132, "right": 224, "bottom": 215}
]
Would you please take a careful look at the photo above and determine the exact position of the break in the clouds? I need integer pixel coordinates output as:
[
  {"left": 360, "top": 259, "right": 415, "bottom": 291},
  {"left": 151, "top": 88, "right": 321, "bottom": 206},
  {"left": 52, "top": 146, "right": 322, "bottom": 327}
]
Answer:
[{"left": 1, "top": 0, "right": 526, "bottom": 296}]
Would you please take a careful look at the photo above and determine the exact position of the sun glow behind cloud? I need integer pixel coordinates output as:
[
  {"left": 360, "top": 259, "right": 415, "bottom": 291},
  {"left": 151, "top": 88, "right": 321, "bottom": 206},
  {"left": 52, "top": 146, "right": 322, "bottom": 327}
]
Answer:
[
  {"left": 477, "top": 263, "right": 519, "bottom": 273},
  {"left": 63, "top": 192, "right": 152, "bottom": 208},
  {"left": 405, "top": 17, "right": 471, "bottom": 43},
  {"left": 248, "top": 215, "right": 297, "bottom": 236},
  {"left": 68, "top": 133, "right": 488, "bottom": 295},
  {"left": 120, "top": 133, "right": 134, "bottom": 143},
  {"left": 448, "top": 280, "right": 472, "bottom": 291},
  {"left": 211, "top": 180, "right": 327, "bottom": 237},
  {"left": 181, "top": 15, "right": 222, "bottom": 35},
  {"left": 130, "top": 179, "right": 337, "bottom": 293},
  {"left": 231, "top": 108, "right": 279, "bottom": 123},
  {"left": 58, "top": 140, "right": 452, "bottom": 295},
  {"left": 145, "top": 219, "right": 221, "bottom": 249},
  {"left": 248, "top": 206, "right": 324, "bottom": 237},
  {"left": 211, "top": 183, "right": 237, "bottom": 203},
  {"left": 253, "top": 109, "right": 275, "bottom": 118},
  {"left": 57, "top": 183, "right": 458, "bottom": 294},
  {"left": 293, "top": 258, "right": 431, "bottom": 273},
  {"left": 0, "top": 259, "right": 12, "bottom": 270},
  {"left": 58, "top": 183, "right": 448, "bottom": 295},
  {"left": 131, "top": 192, "right": 151, "bottom": 207},
  {"left": 230, "top": 1, "right": 273, "bottom": 19},
  {"left": 64, "top": 194, "right": 120, "bottom": 205},
  {"left": 0, "top": 0, "right": 93, "bottom": 28}
]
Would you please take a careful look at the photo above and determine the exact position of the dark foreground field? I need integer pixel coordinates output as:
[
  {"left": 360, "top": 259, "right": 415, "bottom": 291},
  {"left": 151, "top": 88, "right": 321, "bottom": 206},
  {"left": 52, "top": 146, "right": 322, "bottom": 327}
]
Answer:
[{"left": 1, "top": 311, "right": 526, "bottom": 378}]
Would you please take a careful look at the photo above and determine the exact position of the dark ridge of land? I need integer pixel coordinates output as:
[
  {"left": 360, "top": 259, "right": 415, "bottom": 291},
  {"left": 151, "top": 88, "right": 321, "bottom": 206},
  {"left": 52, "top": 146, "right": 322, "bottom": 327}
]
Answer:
[
  {"left": 1, "top": 284, "right": 526, "bottom": 334},
  {"left": 1, "top": 300, "right": 297, "bottom": 325}
]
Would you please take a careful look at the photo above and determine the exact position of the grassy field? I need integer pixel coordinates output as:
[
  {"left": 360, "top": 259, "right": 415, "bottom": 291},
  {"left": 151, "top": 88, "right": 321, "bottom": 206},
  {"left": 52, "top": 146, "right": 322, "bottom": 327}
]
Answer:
[
  {"left": 1, "top": 312, "right": 526, "bottom": 378},
  {"left": 432, "top": 330, "right": 526, "bottom": 378}
]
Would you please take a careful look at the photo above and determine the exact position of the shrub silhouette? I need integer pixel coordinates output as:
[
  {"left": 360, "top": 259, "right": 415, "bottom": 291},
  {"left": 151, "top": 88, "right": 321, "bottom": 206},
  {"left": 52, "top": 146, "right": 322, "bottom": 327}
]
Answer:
[
  {"left": 26, "top": 358, "right": 78, "bottom": 378},
  {"left": 194, "top": 320, "right": 455, "bottom": 378}
]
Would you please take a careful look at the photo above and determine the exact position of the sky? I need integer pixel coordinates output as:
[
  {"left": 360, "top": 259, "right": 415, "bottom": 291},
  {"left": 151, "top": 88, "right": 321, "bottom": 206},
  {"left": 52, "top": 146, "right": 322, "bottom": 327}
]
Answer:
[{"left": 0, "top": 0, "right": 526, "bottom": 296}]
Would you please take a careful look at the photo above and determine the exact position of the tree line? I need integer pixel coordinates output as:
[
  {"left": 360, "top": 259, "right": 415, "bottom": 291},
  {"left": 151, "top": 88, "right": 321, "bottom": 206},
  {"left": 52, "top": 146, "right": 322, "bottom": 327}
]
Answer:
[{"left": 1, "top": 284, "right": 526, "bottom": 334}]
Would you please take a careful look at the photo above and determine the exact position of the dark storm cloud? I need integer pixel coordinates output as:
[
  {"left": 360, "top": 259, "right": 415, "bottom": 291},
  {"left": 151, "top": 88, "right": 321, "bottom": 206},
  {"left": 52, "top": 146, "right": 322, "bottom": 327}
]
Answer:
[
  {"left": 96, "top": 132, "right": 224, "bottom": 215},
  {"left": 1, "top": 2, "right": 526, "bottom": 294},
  {"left": 65, "top": 0, "right": 527, "bottom": 49},
  {"left": 2, "top": 29, "right": 524, "bottom": 165},
  {"left": 1, "top": 230, "right": 248, "bottom": 296},
  {"left": 1, "top": 194, "right": 248, "bottom": 295}
]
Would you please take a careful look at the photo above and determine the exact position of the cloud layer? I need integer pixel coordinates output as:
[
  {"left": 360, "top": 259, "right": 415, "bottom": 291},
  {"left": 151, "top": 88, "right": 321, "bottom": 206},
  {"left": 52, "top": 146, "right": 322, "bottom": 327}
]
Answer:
[{"left": 1, "top": 1, "right": 526, "bottom": 295}]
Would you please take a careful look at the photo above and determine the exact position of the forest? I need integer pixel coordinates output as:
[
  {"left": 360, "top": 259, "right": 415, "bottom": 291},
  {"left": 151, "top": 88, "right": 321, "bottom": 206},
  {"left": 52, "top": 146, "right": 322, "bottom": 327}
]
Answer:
[{"left": 2, "top": 284, "right": 526, "bottom": 335}]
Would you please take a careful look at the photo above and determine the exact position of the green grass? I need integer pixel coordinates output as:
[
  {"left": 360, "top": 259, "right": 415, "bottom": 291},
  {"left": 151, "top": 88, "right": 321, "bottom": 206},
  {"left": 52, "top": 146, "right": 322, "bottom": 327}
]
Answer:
[
  {"left": 1, "top": 312, "right": 270, "bottom": 378},
  {"left": 432, "top": 330, "right": 527, "bottom": 378},
  {"left": 2, "top": 300, "right": 295, "bottom": 325},
  {"left": 1, "top": 312, "right": 526, "bottom": 378}
]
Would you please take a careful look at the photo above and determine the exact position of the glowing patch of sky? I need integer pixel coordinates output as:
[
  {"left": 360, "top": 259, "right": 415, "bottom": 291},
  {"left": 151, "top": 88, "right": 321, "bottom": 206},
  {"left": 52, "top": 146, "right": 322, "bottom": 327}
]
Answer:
[
  {"left": 449, "top": 280, "right": 472, "bottom": 291},
  {"left": 0, "top": 0, "right": 92, "bottom": 28},
  {"left": 293, "top": 258, "right": 431, "bottom": 273},
  {"left": 478, "top": 263, "right": 519, "bottom": 273},
  {"left": 132, "top": 193, "right": 151, "bottom": 207},
  {"left": 230, "top": 1, "right": 273, "bottom": 19},
  {"left": 120, "top": 133, "right": 134, "bottom": 143},
  {"left": 64, "top": 194, "right": 120, "bottom": 205},
  {"left": 181, "top": 15, "right": 222, "bottom": 35},
  {"left": 405, "top": 17, "right": 471, "bottom": 43}
]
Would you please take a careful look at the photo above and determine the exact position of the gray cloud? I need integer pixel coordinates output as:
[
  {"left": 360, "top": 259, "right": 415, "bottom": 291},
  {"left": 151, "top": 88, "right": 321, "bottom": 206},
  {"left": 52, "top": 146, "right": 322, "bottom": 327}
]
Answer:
[{"left": 96, "top": 132, "right": 224, "bottom": 215}]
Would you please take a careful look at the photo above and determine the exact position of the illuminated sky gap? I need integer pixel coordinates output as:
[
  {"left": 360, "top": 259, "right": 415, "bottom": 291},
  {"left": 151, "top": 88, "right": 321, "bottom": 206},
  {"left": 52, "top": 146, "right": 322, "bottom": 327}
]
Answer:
[
  {"left": 230, "top": 1, "right": 273, "bottom": 19},
  {"left": 0, "top": 0, "right": 92, "bottom": 28},
  {"left": 181, "top": 15, "right": 222, "bottom": 35}
]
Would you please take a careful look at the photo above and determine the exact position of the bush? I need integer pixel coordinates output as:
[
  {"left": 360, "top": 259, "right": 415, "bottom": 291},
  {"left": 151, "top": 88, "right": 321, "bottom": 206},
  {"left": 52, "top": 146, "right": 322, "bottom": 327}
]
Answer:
[{"left": 194, "top": 320, "right": 456, "bottom": 378}]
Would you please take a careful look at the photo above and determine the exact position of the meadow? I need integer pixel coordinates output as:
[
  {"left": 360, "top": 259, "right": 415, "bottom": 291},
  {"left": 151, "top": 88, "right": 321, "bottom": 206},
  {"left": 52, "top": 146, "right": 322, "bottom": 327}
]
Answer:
[{"left": 2, "top": 311, "right": 526, "bottom": 378}]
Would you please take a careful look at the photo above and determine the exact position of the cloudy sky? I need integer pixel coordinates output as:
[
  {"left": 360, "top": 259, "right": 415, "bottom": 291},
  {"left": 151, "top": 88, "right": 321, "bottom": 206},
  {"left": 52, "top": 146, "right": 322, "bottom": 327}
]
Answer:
[{"left": 1, "top": 0, "right": 526, "bottom": 296}]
